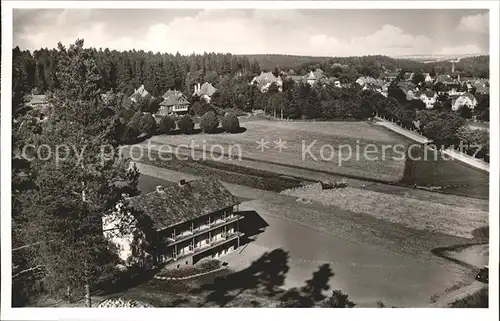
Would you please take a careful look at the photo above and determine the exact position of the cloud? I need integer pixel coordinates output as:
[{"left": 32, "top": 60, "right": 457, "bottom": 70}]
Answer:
[
  {"left": 13, "top": 9, "right": 489, "bottom": 57},
  {"left": 458, "top": 12, "right": 489, "bottom": 34}
]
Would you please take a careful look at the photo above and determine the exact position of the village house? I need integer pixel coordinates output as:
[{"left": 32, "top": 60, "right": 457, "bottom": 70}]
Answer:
[
  {"left": 103, "top": 178, "right": 244, "bottom": 269},
  {"left": 130, "top": 85, "right": 150, "bottom": 103},
  {"left": 193, "top": 82, "right": 217, "bottom": 103},
  {"left": 250, "top": 71, "right": 283, "bottom": 93},
  {"left": 157, "top": 90, "right": 190, "bottom": 116},
  {"left": 26, "top": 94, "right": 51, "bottom": 109},
  {"left": 452, "top": 93, "right": 478, "bottom": 111},
  {"left": 416, "top": 90, "right": 438, "bottom": 109}
]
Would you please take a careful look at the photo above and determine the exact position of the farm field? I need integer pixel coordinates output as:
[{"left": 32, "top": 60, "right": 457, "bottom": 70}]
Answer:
[
  {"left": 281, "top": 183, "right": 488, "bottom": 239},
  {"left": 150, "top": 121, "right": 408, "bottom": 182}
]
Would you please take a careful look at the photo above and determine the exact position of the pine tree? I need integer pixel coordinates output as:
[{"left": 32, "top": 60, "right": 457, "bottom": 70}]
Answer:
[{"left": 17, "top": 39, "right": 139, "bottom": 305}]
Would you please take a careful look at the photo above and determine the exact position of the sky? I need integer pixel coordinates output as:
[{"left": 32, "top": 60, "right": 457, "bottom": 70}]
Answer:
[{"left": 13, "top": 9, "right": 490, "bottom": 57}]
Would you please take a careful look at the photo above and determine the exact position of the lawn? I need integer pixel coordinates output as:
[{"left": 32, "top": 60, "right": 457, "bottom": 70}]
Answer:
[
  {"left": 149, "top": 121, "right": 408, "bottom": 182},
  {"left": 281, "top": 183, "right": 488, "bottom": 239}
]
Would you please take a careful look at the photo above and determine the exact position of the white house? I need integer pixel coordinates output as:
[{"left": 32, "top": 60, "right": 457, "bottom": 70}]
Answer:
[
  {"left": 250, "top": 72, "right": 283, "bottom": 93},
  {"left": 452, "top": 93, "right": 478, "bottom": 111},
  {"left": 417, "top": 90, "right": 438, "bottom": 109}
]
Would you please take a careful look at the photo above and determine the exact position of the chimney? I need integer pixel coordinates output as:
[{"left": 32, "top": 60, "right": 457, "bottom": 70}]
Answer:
[
  {"left": 178, "top": 179, "right": 186, "bottom": 187},
  {"left": 156, "top": 185, "right": 164, "bottom": 193},
  {"left": 198, "top": 83, "right": 201, "bottom": 92},
  {"left": 194, "top": 84, "right": 197, "bottom": 94}
]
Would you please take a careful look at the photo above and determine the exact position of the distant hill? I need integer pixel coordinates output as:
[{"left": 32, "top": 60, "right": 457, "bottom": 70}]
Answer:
[
  {"left": 240, "top": 53, "right": 489, "bottom": 78},
  {"left": 240, "top": 54, "right": 425, "bottom": 74}
]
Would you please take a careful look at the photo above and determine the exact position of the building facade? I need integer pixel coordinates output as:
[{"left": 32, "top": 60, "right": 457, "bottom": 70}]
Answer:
[{"left": 103, "top": 178, "right": 243, "bottom": 269}]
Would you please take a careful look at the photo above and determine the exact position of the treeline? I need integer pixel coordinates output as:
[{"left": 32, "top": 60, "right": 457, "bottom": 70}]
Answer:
[
  {"left": 240, "top": 54, "right": 489, "bottom": 78},
  {"left": 13, "top": 46, "right": 261, "bottom": 99}
]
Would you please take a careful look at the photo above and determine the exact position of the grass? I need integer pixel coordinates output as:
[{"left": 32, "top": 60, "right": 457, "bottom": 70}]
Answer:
[
  {"left": 150, "top": 121, "right": 408, "bottom": 182},
  {"left": 448, "top": 287, "right": 488, "bottom": 308},
  {"left": 281, "top": 183, "right": 488, "bottom": 239},
  {"left": 128, "top": 148, "right": 309, "bottom": 192}
]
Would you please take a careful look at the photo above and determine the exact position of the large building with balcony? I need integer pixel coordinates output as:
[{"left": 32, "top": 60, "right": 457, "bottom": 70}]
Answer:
[{"left": 103, "top": 178, "right": 243, "bottom": 269}]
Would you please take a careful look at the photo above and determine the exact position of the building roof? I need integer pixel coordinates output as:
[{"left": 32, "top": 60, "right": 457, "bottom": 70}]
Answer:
[
  {"left": 307, "top": 71, "right": 316, "bottom": 80},
  {"left": 403, "top": 72, "right": 414, "bottom": 81},
  {"left": 421, "top": 90, "right": 436, "bottom": 98},
  {"left": 162, "top": 89, "right": 183, "bottom": 99},
  {"left": 128, "top": 178, "right": 240, "bottom": 230},
  {"left": 160, "top": 94, "right": 190, "bottom": 107},
  {"left": 435, "top": 74, "right": 452, "bottom": 83},
  {"left": 130, "top": 85, "right": 150, "bottom": 101},
  {"left": 194, "top": 82, "right": 217, "bottom": 97},
  {"left": 28, "top": 94, "right": 48, "bottom": 104},
  {"left": 459, "top": 92, "right": 477, "bottom": 101},
  {"left": 252, "top": 72, "right": 282, "bottom": 86},
  {"left": 289, "top": 75, "right": 304, "bottom": 83}
]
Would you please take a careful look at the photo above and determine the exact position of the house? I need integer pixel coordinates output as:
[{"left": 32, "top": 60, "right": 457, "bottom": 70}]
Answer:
[
  {"left": 26, "top": 94, "right": 50, "bottom": 110},
  {"left": 158, "top": 90, "right": 190, "bottom": 116},
  {"left": 193, "top": 82, "right": 217, "bottom": 103},
  {"left": 356, "top": 76, "right": 385, "bottom": 91},
  {"left": 452, "top": 93, "right": 478, "bottom": 111},
  {"left": 424, "top": 73, "right": 433, "bottom": 83},
  {"left": 130, "top": 85, "right": 150, "bottom": 103},
  {"left": 417, "top": 90, "right": 438, "bottom": 109},
  {"left": 250, "top": 71, "right": 283, "bottom": 93},
  {"left": 103, "top": 178, "right": 244, "bottom": 269},
  {"left": 382, "top": 72, "right": 399, "bottom": 82}
]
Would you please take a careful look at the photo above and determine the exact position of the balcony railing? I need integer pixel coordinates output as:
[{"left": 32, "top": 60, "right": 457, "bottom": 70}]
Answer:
[
  {"left": 163, "top": 214, "right": 242, "bottom": 246},
  {"left": 163, "top": 231, "right": 243, "bottom": 263}
]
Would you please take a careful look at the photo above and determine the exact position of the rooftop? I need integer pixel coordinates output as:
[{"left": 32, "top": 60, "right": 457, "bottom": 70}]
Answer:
[{"left": 128, "top": 178, "right": 240, "bottom": 230}]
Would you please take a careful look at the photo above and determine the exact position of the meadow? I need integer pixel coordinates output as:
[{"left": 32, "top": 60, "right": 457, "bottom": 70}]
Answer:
[{"left": 150, "top": 121, "right": 408, "bottom": 182}]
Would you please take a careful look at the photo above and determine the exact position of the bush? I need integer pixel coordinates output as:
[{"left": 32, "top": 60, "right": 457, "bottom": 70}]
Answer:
[
  {"left": 158, "top": 116, "right": 176, "bottom": 134},
  {"left": 222, "top": 113, "right": 240, "bottom": 133},
  {"left": 140, "top": 113, "right": 157, "bottom": 136},
  {"left": 200, "top": 111, "right": 219, "bottom": 133},
  {"left": 177, "top": 115, "right": 195, "bottom": 134},
  {"left": 320, "top": 290, "right": 356, "bottom": 308},
  {"left": 128, "top": 112, "right": 143, "bottom": 133}
]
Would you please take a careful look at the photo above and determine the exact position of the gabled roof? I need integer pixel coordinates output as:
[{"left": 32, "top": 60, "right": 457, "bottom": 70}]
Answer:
[
  {"left": 127, "top": 178, "right": 240, "bottom": 230},
  {"left": 435, "top": 74, "right": 452, "bottom": 83},
  {"left": 307, "top": 71, "right": 316, "bottom": 80},
  {"left": 130, "top": 85, "right": 150, "bottom": 101},
  {"left": 194, "top": 82, "right": 217, "bottom": 97},
  {"left": 459, "top": 92, "right": 477, "bottom": 102},
  {"left": 162, "top": 89, "right": 183, "bottom": 99},
  {"left": 313, "top": 69, "right": 324, "bottom": 80},
  {"left": 421, "top": 90, "right": 436, "bottom": 98},
  {"left": 28, "top": 94, "right": 48, "bottom": 104},
  {"left": 252, "top": 72, "right": 282, "bottom": 86},
  {"left": 160, "top": 94, "right": 190, "bottom": 107}
]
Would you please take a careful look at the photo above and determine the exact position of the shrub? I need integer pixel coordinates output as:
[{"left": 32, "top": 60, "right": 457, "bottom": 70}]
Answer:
[
  {"left": 177, "top": 115, "right": 195, "bottom": 134},
  {"left": 158, "top": 115, "right": 175, "bottom": 134},
  {"left": 122, "top": 125, "right": 139, "bottom": 142},
  {"left": 200, "top": 111, "right": 219, "bottom": 133},
  {"left": 128, "top": 112, "right": 143, "bottom": 133},
  {"left": 321, "top": 290, "right": 356, "bottom": 308},
  {"left": 222, "top": 113, "right": 240, "bottom": 133},
  {"left": 140, "top": 113, "right": 157, "bottom": 136}
]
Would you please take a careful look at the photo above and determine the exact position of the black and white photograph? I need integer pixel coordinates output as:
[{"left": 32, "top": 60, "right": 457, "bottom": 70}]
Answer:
[{"left": 1, "top": 0, "right": 498, "bottom": 319}]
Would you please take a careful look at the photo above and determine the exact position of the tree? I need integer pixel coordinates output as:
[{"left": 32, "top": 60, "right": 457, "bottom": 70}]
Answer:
[
  {"left": 320, "top": 290, "right": 356, "bottom": 308},
  {"left": 140, "top": 113, "right": 157, "bottom": 135},
  {"left": 158, "top": 115, "right": 176, "bottom": 134},
  {"left": 177, "top": 114, "right": 195, "bottom": 133},
  {"left": 457, "top": 105, "right": 473, "bottom": 119},
  {"left": 387, "top": 84, "right": 407, "bottom": 104},
  {"left": 200, "top": 111, "right": 219, "bottom": 133},
  {"left": 16, "top": 39, "right": 139, "bottom": 306},
  {"left": 222, "top": 113, "right": 240, "bottom": 133},
  {"left": 411, "top": 72, "right": 425, "bottom": 86},
  {"left": 128, "top": 111, "right": 143, "bottom": 133}
]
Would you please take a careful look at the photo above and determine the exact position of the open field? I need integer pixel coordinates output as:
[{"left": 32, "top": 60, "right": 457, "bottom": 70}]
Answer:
[
  {"left": 280, "top": 183, "right": 488, "bottom": 239},
  {"left": 139, "top": 119, "right": 489, "bottom": 198},
  {"left": 150, "top": 121, "right": 407, "bottom": 182}
]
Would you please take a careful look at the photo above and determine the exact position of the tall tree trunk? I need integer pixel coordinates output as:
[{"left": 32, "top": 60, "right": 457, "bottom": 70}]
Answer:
[{"left": 85, "top": 283, "right": 91, "bottom": 307}]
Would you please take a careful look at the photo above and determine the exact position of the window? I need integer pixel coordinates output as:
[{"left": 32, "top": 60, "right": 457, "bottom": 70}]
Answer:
[
  {"left": 185, "top": 261, "right": 188, "bottom": 265},
  {"left": 177, "top": 264, "right": 180, "bottom": 269}
]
